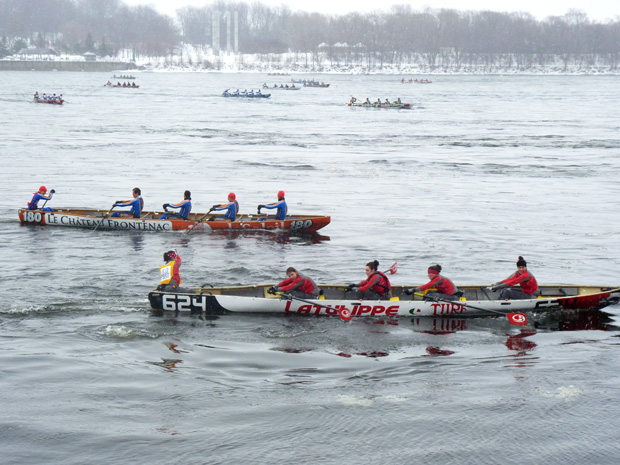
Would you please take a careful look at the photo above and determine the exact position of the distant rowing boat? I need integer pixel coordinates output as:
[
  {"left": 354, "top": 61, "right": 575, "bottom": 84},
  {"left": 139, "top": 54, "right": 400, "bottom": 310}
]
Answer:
[
  {"left": 18, "top": 208, "right": 330, "bottom": 233},
  {"left": 105, "top": 83, "right": 139, "bottom": 88},
  {"left": 222, "top": 91, "right": 271, "bottom": 98},
  {"left": 348, "top": 102, "right": 411, "bottom": 109},
  {"left": 33, "top": 97, "right": 63, "bottom": 105},
  {"left": 263, "top": 85, "right": 301, "bottom": 90}
]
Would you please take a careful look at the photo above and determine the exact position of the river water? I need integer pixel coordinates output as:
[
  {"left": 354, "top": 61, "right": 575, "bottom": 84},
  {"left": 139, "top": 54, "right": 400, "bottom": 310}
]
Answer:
[{"left": 1, "top": 71, "right": 620, "bottom": 464}]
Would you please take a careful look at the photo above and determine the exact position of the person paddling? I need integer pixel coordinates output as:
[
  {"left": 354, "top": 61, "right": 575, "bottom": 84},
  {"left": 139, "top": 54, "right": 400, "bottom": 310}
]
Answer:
[
  {"left": 491, "top": 256, "right": 540, "bottom": 300},
  {"left": 156, "top": 251, "right": 189, "bottom": 293},
  {"left": 257, "top": 190, "right": 287, "bottom": 220},
  {"left": 209, "top": 193, "right": 239, "bottom": 221},
  {"left": 407, "top": 264, "right": 460, "bottom": 301},
  {"left": 160, "top": 190, "right": 192, "bottom": 220},
  {"left": 348, "top": 260, "right": 391, "bottom": 300},
  {"left": 268, "top": 267, "right": 320, "bottom": 299},
  {"left": 111, "top": 187, "right": 143, "bottom": 218},
  {"left": 27, "top": 186, "right": 55, "bottom": 212}
]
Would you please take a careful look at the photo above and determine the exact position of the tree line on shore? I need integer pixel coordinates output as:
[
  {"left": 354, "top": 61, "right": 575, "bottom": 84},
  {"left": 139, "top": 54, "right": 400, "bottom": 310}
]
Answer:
[{"left": 1, "top": 0, "right": 619, "bottom": 70}]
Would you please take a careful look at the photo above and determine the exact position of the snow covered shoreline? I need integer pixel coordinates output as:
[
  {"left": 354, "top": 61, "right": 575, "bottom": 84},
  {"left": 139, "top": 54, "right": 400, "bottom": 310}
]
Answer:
[{"left": 3, "top": 46, "right": 619, "bottom": 75}]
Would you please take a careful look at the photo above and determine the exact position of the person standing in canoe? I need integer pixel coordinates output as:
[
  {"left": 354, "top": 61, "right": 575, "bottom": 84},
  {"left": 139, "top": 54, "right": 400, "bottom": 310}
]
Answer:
[
  {"left": 349, "top": 260, "right": 392, "bottom": 300},
  {"left": 209, "top": 193, "right": 238, "bottom": 221},
  {"left": 408, "top": 264, "right": 460, "bottom": 301},
  {"left": 491, "top": 256, "right": 540, "bottom": 300},
  {"left": 27, "top": 186, "right": 55, "bottom": 212},
  {"left": 269, "top": 267, "right": 320, "bottom": 299},
  {"left": 160, "top": 190, "right": 192, "bottom": 220},
  {"left": 157, "top": 250, "right": 185, "bottom": 292},
  {"left": 111, "top": 187, "right": 143, "bottom": 218},
  {"left": 257, "top": 190, "right": 287, "bottom": 220}
]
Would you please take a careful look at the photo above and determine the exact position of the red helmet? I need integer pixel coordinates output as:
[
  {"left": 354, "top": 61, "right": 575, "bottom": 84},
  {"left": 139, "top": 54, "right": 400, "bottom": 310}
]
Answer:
[
  {"left": 277, "top": 190, "right": 285, "bottom": 198},
  {"left": 228, "top": 192, "right": 236, "bottom": 200},
  {"left": 39, "top": 186, "right": 47, "bottom": 193}
]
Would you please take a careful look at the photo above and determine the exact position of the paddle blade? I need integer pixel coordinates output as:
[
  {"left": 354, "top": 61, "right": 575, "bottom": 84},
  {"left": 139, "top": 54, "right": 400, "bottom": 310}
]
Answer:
[
  {"left": 388, "top": 262, "right": 398, "bottom": 275},
  {"left": 338, "top": 308, "right": 352, "bottom": 321},
  {"left": 507, "top": 313, "right": 527, "bottom": 326}
]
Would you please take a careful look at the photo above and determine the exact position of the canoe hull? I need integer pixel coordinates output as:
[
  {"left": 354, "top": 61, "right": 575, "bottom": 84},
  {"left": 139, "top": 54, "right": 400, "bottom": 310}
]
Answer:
[
  {"left": 222, "top": 93, "right": 271, "bottom": 98},
  {"left": 349, "top": 103, "right": 411, "bottom": 109},
  {"left": 148, "top": 284, "right": 620, "bottom": 318},
  {"left": 18, "top": 208, "right": 330, "bottom": 233},
  {"left": 34, "top": 98, "right": 63, "bottom": 105}
]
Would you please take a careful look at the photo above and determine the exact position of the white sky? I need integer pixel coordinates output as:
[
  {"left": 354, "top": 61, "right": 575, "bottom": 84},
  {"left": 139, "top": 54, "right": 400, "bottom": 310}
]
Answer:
[{"left": 124, "top": 0, "right": 620, "bottom": 22}]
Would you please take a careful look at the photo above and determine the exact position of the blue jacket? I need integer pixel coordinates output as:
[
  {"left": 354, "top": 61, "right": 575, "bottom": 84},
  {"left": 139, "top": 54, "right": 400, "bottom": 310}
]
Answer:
[
  {"left": 213, "top": 201, "right": 238, "bottom": 221},
  {"left": 28, "top": 192, "right": 53, "bottom": 210},
  {"left": 115, "top": 197, "right": 143, "bottom": 218},
  {"left": 162, "top": 199, "right": 191, "bottom": 220},
  {"left": 261, "top": 200, "right": 287, "bottom": 220}
]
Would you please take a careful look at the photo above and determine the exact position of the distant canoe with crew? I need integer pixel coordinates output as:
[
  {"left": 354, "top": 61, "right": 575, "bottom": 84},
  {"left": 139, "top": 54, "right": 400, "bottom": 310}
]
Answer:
[
  {"left": 105, "top": 81, "right": 139, "bottom": 88},
  {"left": 348, "top": 97, "right": 412, "bottom": 109},
  {"left": 221, "top": 89, "right": 271, "bottom": 98},
  {"left": 33, "top": 92, "right": 63, "bottom": 104}
]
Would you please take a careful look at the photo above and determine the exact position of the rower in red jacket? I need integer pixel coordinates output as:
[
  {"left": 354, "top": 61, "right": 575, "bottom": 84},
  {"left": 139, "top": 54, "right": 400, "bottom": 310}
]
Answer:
[
  {"left": 270, "top": 267, "right": 320, "bottom": 299},
  {"left": 491, "top": 256, "right": 540, "bottom": 300},
  {"left": 410, "top": 264, "right": 460, "bottom": 301},
  {"left": 349, "top": 260, "right": 391, "bottom": 300}
]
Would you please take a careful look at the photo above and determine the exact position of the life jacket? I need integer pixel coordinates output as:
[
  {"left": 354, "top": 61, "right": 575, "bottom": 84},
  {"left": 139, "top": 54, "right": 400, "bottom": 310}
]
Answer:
[
  {"left": 159, "top": 260, "right": 182, "bottom": 286},
  {"left": 278, "top": 273, "right": 318, "bottom": 295},
  {"left": 503, "top": 271, "right": 538, "bottom": 295},
  {"left": 27, "top": 193, "right": 39, "bottom": 209},
  {"left": 28, "top": 192, "right": 48, "bottom": 210},
  {"left": 360, "top": 271, "right": 391, "bottom": 296},
  {"left": 374, "top": 271, "right": 391, "bottom": 295},
  {"left": 420, "top": 274, "right": 458, "bottom": 295}
]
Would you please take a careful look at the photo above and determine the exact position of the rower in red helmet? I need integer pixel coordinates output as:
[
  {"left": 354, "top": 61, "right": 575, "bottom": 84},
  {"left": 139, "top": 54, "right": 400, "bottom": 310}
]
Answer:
[
  {"left": 209, "top": 192, "right": 239, "bottom": 221},
  {"left": 257, "top": 190, "right": 287, "bottom": 220},
  {"left": 27, "top": 185, "right": 55, "bottom": 212}
]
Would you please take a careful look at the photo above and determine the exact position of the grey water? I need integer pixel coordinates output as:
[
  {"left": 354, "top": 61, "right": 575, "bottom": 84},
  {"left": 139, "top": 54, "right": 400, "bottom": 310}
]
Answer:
[{"left": 1, "top": 71, "right": 620, "bottom": 464}]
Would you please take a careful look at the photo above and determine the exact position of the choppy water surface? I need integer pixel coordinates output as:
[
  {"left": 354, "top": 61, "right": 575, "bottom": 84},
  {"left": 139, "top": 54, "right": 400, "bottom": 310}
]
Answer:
[{"left": 1, "top": 72, "right": 620, "bottom": 464}]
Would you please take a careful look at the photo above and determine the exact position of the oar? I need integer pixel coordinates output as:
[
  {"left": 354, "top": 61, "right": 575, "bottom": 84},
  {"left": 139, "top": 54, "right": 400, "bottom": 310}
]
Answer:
[
  {"left": 385, "top": 262, "right": 397, "bottom": 275},
  {"left": 92, "top": 204, "right": 115, "bottom": 232},
  {"left": 480, "top": 286, "right": 492, "bottom": 300},
  {"left": 185, "top": 208, "right": 215, "bottom": 235},
  {"left": 282, "top": 293, "right": 352, "bottom": 321},
  {"left": 415, "top": 293, "right": 527, "bottom": 326}
]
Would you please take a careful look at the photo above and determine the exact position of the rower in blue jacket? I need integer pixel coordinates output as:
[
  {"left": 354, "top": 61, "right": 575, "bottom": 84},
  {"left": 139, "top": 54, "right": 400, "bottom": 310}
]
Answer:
[
  {"left": 160, "top": 190, "right": 192, "bottom": 220},
  {"left": 209, "top": 193, "right": 238, "bottom": 221},
  {"left": 28, "top": 186, "right": 55, "bottom": 212},
  {"left": 257, "top": 190, "right": 287, "bottom": 220},
  {"left": 111, "top": 187, "right": 143, "bottom": 218}
]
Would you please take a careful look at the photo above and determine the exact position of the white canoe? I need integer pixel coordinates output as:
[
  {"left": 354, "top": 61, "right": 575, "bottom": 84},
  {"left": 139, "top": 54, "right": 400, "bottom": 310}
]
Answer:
[{"left": 149, "top": 284, "right": 620, "bottom": 318}]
